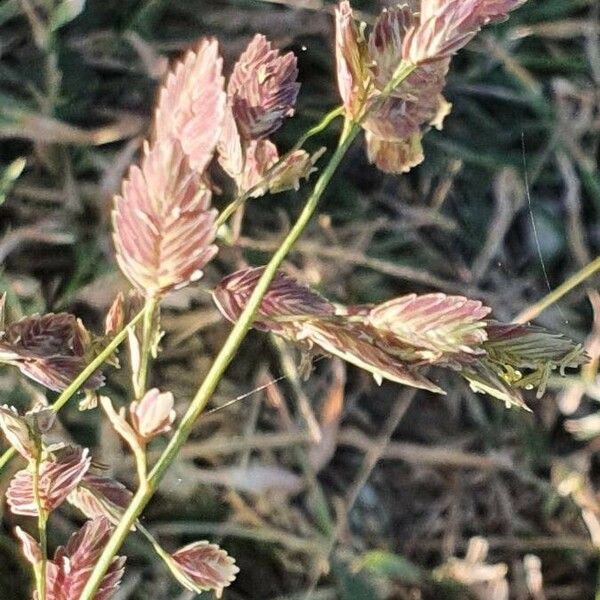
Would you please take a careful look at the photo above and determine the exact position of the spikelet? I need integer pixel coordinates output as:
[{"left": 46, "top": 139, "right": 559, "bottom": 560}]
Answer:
[
  {"left": 44, "top": 517, "right": 125, "bottom": 600},
  {"left": 113, "top": 39, "right": 225, "bottom": 296},
  {"left": 213, "top": 267, "right": 586, "bottom": 408},
  {"left": 165, "top": 540, "right": 239, "bottom": 597},
  {"left": 0, "top": 312, "right": 104, "bottom": 392},
  {"left": 7, "top": 447, "right": 91, "bottom": 516},
  {"left": 217, "top": 35, "right": 317, "bottom": 197},
  {"left": 334, "top": 1, "right": 525, "bottom": 173},
  {"left": 113, "top": 139, "right": 218, "bottom": 295},
  {"left": 154, "top": 39, "right": 226, "bottom": 172},
  {"left": 228, "top": 34, "right": 299, "bottom": 140}
]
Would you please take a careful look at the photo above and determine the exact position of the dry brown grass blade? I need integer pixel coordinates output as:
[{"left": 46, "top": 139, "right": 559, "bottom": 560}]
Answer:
[
  {"left": 308, "top": 359, "right": 346, "bottom": 471},
  {"left": 0, "top": 110, "right": 145, "bottom": 145}
]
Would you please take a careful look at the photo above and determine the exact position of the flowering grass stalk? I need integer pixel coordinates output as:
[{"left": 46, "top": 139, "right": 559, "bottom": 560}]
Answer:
[
  {"left": 78, "top": 104, "right": 368, "bottom": 600},
  {"left": 4, "top": 3, "right": 592, "bottom": 599}
]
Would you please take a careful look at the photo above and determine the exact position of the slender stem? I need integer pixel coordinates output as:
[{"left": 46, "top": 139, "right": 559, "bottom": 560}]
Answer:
[
  {"left": 136, "top": 522, "right": 163, "bottom": 550},
  {"left": 134, "top": 295, "right": 159, "bottom": 399},
  {"left": 0, "top": 445, "right": 15, "bottom": 471},
  {"left": 79, "top": 119, "right": 361, "bottom": 600},
  {"left": 135, "top": 522, "right": 172, "bottom": 564},
  {"left": 32, "top": 441, "right": 47, "bottom": 600},
  {"left": 0, "top": 308, "right": 146, "bottom": 475},
  {"left": 215, "top": 106, "right": 345, "bottom": 228},
  {"left": 515, "top": 255, "right": 600, "bottom": 324},
  {"left": 133, "top": 446, "right": 148, "bottom": 484},
  {"left": 80, "top": 63, "right": 417, "bottom": 600},
  {"left": 150, "top": 122, "right": 359, "bottom": 485},
  {"left": 37, "top": 512, "right": 48, "bottom": 600},
  {"left": 293, "top": 105, "right": 345, "bottom": 150}
]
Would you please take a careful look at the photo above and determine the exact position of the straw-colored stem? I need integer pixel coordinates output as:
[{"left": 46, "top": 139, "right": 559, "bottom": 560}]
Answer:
[{"left": 515, "top": 255, "right": 600, "bottom": 324}]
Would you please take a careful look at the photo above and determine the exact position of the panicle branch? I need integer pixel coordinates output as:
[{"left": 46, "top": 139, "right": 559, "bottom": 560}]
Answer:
[{"left": 335, "top": 0, "right": 525, "bottom": 173}]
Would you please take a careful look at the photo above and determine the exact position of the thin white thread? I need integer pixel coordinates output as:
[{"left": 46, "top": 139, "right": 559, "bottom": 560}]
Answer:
[
  {"left": 204, "top": 374, "right": 288, "bottom": 415},
  {"left": 204, "top": 355, "right": 326, "bottom": 415},
  {"left": 521, "top": 133, "right": 566, "bottom": 322}
]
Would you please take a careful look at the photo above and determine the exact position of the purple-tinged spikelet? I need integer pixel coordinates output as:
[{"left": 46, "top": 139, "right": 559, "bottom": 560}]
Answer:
[
  {"left": 334, "top": 0, "right": 525, "bottom": 173},
  {"left": 335, "top": 1, "right": 371, "bottom": 120},
  {"left": 0, "top": 313, "right": 104, "bottom": 391},
  {"left": 213, "top": 267, "right": 585, "bottom": 408},
  {"left": 217, "top": 35, "right": 316, "bottom": 196},
  {"left": 7, "top": 446, "right": 91, "bottom": 516},
  {"left": 45, "top": 517, "right": 125, "bottom": 600},
  {"left": 68, "top": 475, "right": 133, "bottom": 525},
  {"left": 0, "top": 405, "right": 38, "bottom": 460},
  {"left": 212, "top": 267, "right": 443, "bottom": 392},
  {"left": 228, "top": 34, "right": 299, "bottom": 140},
  {"left": 213, "top": 266, "right": 335, "bottom": 334},
  {"left": 165, "top": 540, "right": 239, "bottom": 597}
]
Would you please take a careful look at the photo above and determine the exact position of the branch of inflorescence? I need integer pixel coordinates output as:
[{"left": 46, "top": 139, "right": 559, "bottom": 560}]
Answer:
[
  {"left": 0, "top": 308, "right": 146, "bottom": 474},
  {"left": 79, "top": 61, "right": 416, "bottom": 600},
  {"left": 215, "top": 105, "right": 345, "bottom": 228}
]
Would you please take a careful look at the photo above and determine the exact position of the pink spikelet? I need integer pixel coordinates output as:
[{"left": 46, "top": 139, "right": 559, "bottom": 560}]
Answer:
[
  {"left": 165, "top": 540, "right": 239, "bottom": 597},
  {"left": 212, "top": 267, "right": 443, "bottom": 393},
  {"left": 15, "top": 527, "right": 42, "bottom": 566},
  {"left": 0, "top": 313, "right": 104, "bottom": 392},
  {"left": 104, "top": 293, "right": 125, "bottom": 337},
  {"left": 154, "top": 39, "right": 226, "bottom": 172},
  {"left": 218, "top": 35, "right": 316, "bottom": 196},
  {"left": 228, "top": 34, "right": 299, "bottom": 140},
  {"left": 213, "top": 267, "right": 585, "bottom": 407},
  {"left": 334, "top": 1, "right": 525, "bottom": 173},
  {"left": 129, "top": 387, "right": 176, "bottom": 441},
  {"left": 0, "top": 405, "right": 38, "bottom": 460},
  {"left": 7, "top": 446, "right": 91, "bottom": 516},
  {"left": 404, "top": 0, "right": 527, "bottom": 65},
  {"left": 335, "top": 1, "right": 370, "bottom": 120},
  {"left": 45, "top": 517, "right": 125, "bottom": 600},
  {"left": 113, "top": 140, "right": 218, "bottom": 295},
  {"left": 368, "top": 293, "right": 491, "bottom": 356},
  {"left": 213, "top": 266, "right": 335, "bottom": 334},
  {"left": 113, "top": 39, "right": 226, "bottom": 296},
  {"left": 68, "top": 474, "right": 133, "bottom": 524}
]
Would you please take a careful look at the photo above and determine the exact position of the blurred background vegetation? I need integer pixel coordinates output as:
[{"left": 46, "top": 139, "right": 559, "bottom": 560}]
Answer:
[{"left": 0, "top": 0, "right": 599, "bottom": 598}]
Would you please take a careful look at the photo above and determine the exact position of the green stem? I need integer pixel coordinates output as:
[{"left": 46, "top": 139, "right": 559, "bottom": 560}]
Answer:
[
  {"left": 150, "top": 120, "right": 358, "bottom": 484},
  {"left": 37, "top": 512, "right": 48, "bottom": 600},
  {"left": 32, "top": 441, "right": 47, "bottom": 600},
  {"left": 294, "top": 105, "right": 345, "bottom": 150},
  {"left": 0, "top": 308, "right": 146, "bottom": 475},
  {"left": 134, "top": 295, "right": 159, "bottom": 399},
  {"left": 215, "top": 105, "right": 344, "bottom": 228},
  {"left": 515, "top": 254, "right": 600, "bottom": 324},
  {"left": 79, "top": 62, "right": 416, "bottom": 600},
  {"left": 79, "top": 119, "right": 361, "bottom": 600}
]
